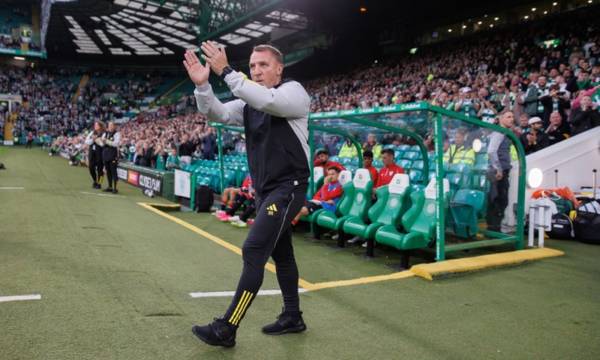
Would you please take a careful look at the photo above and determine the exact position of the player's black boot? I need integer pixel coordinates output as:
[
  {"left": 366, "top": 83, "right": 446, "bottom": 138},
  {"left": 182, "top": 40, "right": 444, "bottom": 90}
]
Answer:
[
  {"left": 262, "top": 310, "right": 306, "bottom": 335},
  {"left": 192, "top": 318, "right": 236, "bottom": 348}
]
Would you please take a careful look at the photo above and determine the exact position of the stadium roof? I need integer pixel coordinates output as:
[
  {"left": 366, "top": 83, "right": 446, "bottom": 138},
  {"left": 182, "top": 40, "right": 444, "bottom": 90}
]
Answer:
[
  {"left": 42, "top": 0, "right": 543, "bottom": 67},
  {"left": 46, "top": 0, "right": 308, "bottom": 63}
]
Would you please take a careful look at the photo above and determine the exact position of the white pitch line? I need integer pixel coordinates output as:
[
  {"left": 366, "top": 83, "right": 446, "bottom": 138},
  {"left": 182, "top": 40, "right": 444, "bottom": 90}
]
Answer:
[
  {"left": 80, "top": 191, "right": 120, "bottom": 198},
  {"left": 0, "top": 187, "right": 24, "bottom": 190},
  {"left": 0, "top": 294, "right": 42, "bottom": 303},
  {"left": 190, "top": 289, "right": 308, "bottom": 298}
]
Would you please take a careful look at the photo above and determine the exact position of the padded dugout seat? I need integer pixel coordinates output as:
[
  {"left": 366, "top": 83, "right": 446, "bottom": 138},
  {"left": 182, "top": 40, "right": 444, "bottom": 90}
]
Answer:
[
  {"left": 374, "top": 178, "right": 450, "bottom": 266},
  {"left": 343, "top": 174, "right": 411, "bottom": 250},
  {"left": 449, "top": 189, "right": 485, "bottom": 239}
]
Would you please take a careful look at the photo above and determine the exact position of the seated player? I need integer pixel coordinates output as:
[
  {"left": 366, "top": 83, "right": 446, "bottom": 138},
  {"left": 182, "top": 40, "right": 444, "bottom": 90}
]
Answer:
[
  {"left": 291, "top": 166, "right": 343, "bottom": 225},
  {"left": 217, "top": 174, "right": 252, "bottom": 214},
  {"left": 374, "top": 148, "right": 404, "bottom": 189},
  {"left": 362, "top": 150, "right": 379, "bottom": 183},
  {"left": 216, "top": 175, "right": 256, "bottom": 227},
  {"left": 313, "top": 148, "right": 345, "bottom": 171},
  {"left": 228, "top": 199, "right": 257, "bottom": 228}
]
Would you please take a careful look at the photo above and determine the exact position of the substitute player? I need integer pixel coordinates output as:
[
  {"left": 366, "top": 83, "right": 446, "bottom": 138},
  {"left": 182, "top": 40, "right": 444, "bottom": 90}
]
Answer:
[{"left": 184, "top": 42, "right": 310, "bottom": 347}]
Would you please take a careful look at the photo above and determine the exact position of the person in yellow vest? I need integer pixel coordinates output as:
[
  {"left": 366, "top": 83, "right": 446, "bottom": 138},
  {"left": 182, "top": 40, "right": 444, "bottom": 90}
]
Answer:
[
  {"left": 338, "top": 138, "right": 358, "bottom": 158},
  {"left": 443, "top": 128, "right": 475, "bottom": 165},
  {"left": 363, "top": 133, "right": 382, "bottom": 159}
]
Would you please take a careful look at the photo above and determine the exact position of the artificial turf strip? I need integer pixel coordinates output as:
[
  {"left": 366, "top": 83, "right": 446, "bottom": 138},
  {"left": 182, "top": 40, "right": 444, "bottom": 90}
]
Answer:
[
  {"left": 1, "top": 147, "right": 600, "bottom": 360},
  {"left": 410, "top": 248, "right": 565, "bottom": 280}
]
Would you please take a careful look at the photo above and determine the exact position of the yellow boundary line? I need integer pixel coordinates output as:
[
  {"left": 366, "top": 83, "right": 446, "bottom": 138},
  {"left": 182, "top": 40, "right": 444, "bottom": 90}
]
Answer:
[
  {"left": 138, "top": 202, "right": 316, "bottom": 289},
  {"left": 137, "top": 203, "right": 563, "bottom": 291},
  {"left": 137, "top": 202, "right": 420, "bottom": 291}
]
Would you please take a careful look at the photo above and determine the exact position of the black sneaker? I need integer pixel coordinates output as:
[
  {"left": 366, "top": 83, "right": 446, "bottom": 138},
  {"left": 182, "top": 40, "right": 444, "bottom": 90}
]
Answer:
[
  {"left": 103, "top": 187, "right": 113, "bottom": 192},
  {"left": 112, "top": 188, "right": 118, "bottom": 194},
  {"left": 192, "top": 318, "right": 236, "bottom": 348},
  {"left": 262, "top": 310, "right": 307, "bottom": 335}
]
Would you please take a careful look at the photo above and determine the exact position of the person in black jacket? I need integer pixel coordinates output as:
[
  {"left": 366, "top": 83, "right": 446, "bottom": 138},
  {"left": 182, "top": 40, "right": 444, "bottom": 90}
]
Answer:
[
  {"left": 185, "top": 43, "right": 310, "bottom": 347},
  {"left": 520, "top": 117, "right": 549, "bottom": 154},
  {"left": 545, "top": 111, "right": 568, "bottom": 146},
  {"left": 540, "top": 84, "right": 570, "bottom": 128},
  {"left": 84, "top": 121, "right": 105, "bottom": 189},
  {"left": 101, "top": 122, "right": 121, "bottom": 193},
  {"left": 569, "top": 95, "right": 600, "bottom": 136}
]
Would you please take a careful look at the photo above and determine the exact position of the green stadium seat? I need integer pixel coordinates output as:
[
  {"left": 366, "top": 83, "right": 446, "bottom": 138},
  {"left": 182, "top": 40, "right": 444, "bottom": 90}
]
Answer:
[
  {"left": 375, "top": 178, "right": 450, "bottom": 257},
  {"left": 314, "top": 165, "right": 325, "bottom": 182},
  {"left": 409, "top": 169, "right": 424, "bottom": 183},
  {"left": 449, "top": 189, "right": 485, "bottom": 239},
  {"left": 445, "top": 172, "right": 464, "bottom": 191},
  {"left": 314, "top": 169, "right": 372, "bottom": 243},
  {"left": 399, "top": 159, "right": 412, "bottom": 170},
  {"left": 411, "top": 160, "right": 424, "bottom": 171},
  {"left": 343, "top": 174, "right": 411, "bottom": 241},
  {"left": 404, "top": 152, "right": 419, "bottom": 160}
]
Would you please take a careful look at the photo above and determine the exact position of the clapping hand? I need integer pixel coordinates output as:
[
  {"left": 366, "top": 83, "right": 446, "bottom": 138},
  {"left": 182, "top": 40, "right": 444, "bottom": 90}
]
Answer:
[
  {"left": 183, "top": 50, "right": 210, "bottom": 86},
  {"left": 200, "top": 41, "right": 230, "bottom": 76}
]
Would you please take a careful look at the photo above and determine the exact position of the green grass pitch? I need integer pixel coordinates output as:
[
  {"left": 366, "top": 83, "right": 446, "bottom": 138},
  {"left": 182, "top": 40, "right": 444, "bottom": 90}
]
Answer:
[{"left": 1, "top": 147, "right": 599, "bottom": 359}]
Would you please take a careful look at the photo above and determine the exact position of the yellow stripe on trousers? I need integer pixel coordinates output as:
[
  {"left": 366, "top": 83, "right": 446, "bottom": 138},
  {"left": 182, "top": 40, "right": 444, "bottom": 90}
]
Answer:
[
  {"left": 229, "top": 291, "right": 250, "bottom": 324},
  {"left": 231, "top": 291, "right": 254, "bottom": 325}
]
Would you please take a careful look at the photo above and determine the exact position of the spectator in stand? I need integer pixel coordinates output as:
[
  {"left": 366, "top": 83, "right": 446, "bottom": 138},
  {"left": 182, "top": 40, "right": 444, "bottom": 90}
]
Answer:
[
  {"left": 454, "top": 88, "right": 479, "bottom": 118},
  {"left": 569, "top": 95, "right": 600, "bottom": 135},
  {"left": 521, "top": 117, "right": 549, "bottom": 154},
  {"left": 178, "top": 133, "right": 195, "bottom": 165},
  {"left": 201, "top": 127, "right": 217, "bottom": 160},
  {"left": 292, "top": 166, "right": 343, "bottom": 225},
  {"left": 545, "top": 111, "right": 569, "bottom": 146},
  {"left": 524, "top": 74, "right": 548, "bottom": 120},
  {"left": 374, "top": 148, "right": 404, "bottom": 189},
  {"left": 165, "top": 147, "right": 180, "bottom": 170},
  {"left": 362, "top": 150, "right": 378, "bottom": 184},
  {"left": 313, "top": 148, "right": 344, "bottom": 171},
  {"left": 540, "top": 84, "right": 570, "bottom": 128},
  {"left": 138, "top": 141, "right": 155, "bottom": 167}
]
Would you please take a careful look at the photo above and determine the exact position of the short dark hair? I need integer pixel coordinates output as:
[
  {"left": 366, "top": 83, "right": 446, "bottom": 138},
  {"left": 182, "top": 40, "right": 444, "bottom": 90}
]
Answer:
[
  {"left": 381, "top": 148, "right": 395, "bottom": 157},
  {"left": 316, "top": 148, "right": 329, "bottom": 156},
  {"left": 253, "top": 44, "right": 283, "bottom": 64},
  {"left": 327, "top": 166, "right": 341, "bottom": 173},
  {"left": 363, "top": 150, "right": 373, "bottom": 159}
]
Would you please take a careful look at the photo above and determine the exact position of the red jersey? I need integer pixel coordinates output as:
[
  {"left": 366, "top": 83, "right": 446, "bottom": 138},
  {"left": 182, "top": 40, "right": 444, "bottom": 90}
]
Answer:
[
  {"left": 313, "top": 180, "right": 343, "bottom": 202},
  {"left": 365, "top": 165, "right": 378, "bottom": 184},
  {"left": 375, "top": 164, "right": 404, "bottom": 188},
  {"left": 239, "top": 175, "right": 254, "bottom": 199}
]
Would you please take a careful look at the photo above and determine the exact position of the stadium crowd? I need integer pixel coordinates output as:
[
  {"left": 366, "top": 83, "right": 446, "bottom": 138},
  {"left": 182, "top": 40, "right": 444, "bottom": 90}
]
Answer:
[{"left": 4, "top": 6, "right": 600, "bottom": 165}]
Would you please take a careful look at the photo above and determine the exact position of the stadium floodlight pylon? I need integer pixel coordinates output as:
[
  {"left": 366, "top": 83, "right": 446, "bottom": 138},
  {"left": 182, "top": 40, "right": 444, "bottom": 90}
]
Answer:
[{"left": 308, "top": 102, "right": 527, "bottom": 261}]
